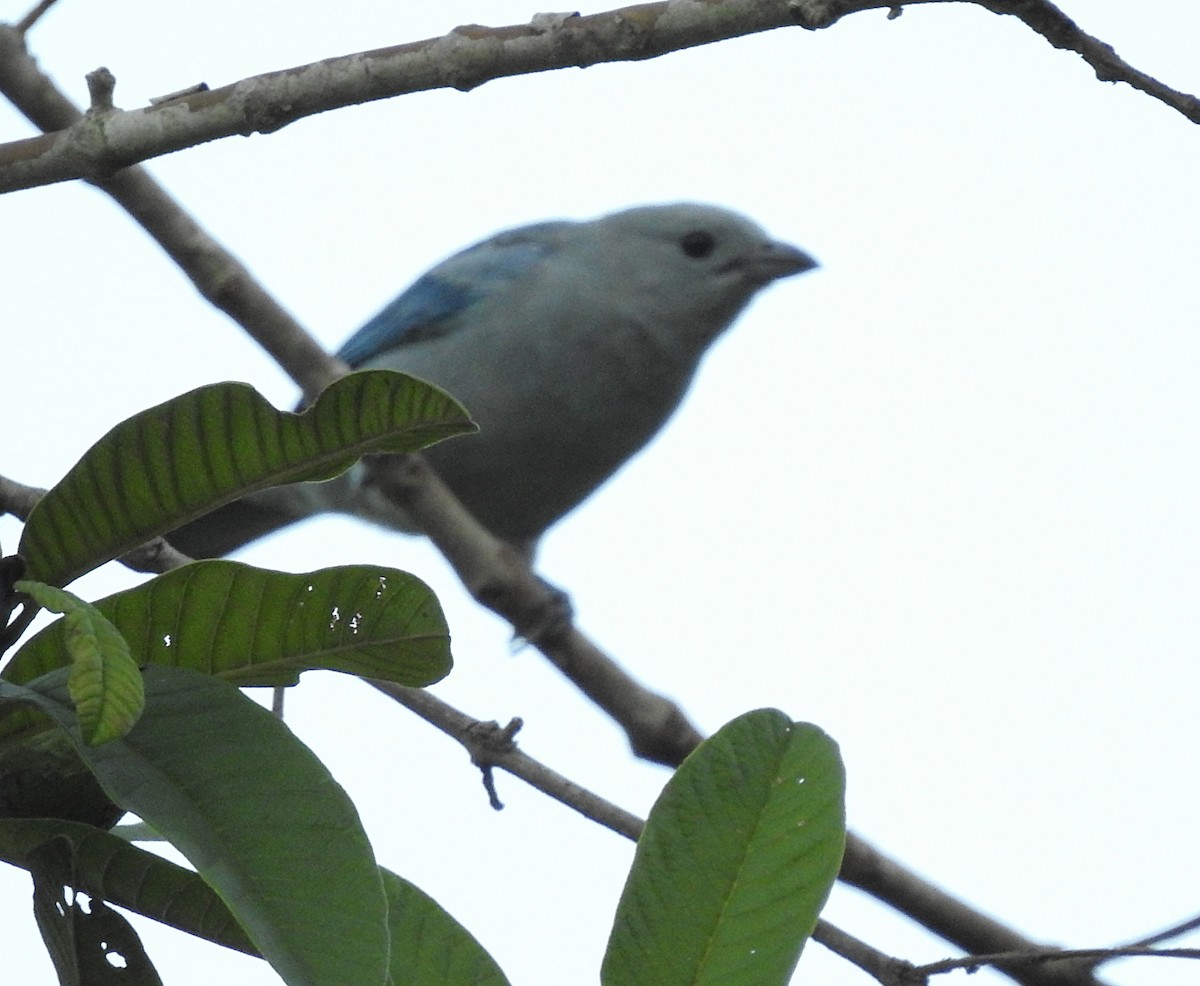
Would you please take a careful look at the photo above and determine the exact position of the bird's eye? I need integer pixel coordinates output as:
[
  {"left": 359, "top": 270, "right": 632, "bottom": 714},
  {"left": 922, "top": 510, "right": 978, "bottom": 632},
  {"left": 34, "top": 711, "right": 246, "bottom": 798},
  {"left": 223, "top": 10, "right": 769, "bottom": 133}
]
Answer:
[{"left": 679, "top": 230, "right": 716, "bottom": 259}]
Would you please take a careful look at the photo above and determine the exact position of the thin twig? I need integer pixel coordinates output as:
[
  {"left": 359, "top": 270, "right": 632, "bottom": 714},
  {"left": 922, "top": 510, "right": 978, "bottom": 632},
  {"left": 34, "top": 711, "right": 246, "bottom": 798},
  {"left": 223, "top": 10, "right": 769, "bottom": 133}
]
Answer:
[
  {"left": 915, "top": 944, "right": 1200, "bottom": 978},
  {"left": 811, "top": 920, "right": 922, "bottom": 985},
  {"left": 971, "top": 0, "right": 1200, "bottom": 122},
  {"left": 0, "top": 473, "right": 192, "bottom": 576},
  {"left": 0, "top": 473, "right": 43, "bottom": 519},
  {"left": 1122, "top": 910, "right": 1200, "bottom": 949},
  {"left": 371, "top": 681, "right": 645, "bottom": 839},
  {"left": 838, "top": 833, "right": 1107, "bottom": 986},
  {"left": 794, "top": 0, "right": 1200, "bottom": 122}
]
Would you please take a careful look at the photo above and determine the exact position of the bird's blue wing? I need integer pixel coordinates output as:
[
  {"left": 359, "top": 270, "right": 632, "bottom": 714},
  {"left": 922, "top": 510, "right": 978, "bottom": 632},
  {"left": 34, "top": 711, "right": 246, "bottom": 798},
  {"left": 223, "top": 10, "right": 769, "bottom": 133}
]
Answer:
[
  {"left": 336, "top": 222, "right": 571, "bottom": 367},
  {"left": 336, "top": 274, "right": 471, "bottom": 366}
]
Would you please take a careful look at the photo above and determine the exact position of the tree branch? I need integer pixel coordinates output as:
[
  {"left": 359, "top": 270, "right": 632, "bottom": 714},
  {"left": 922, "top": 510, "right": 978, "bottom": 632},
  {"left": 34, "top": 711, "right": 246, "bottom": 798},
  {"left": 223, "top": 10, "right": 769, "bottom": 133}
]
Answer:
[
  {"left": 1, "top": 0, "right": 1197, "bottom": 194},
  {"left": 13, "top": 0, "right": 61, "bottom": 35},
  {"left": 839, "top": 834, "right": 1108, "bottom": 985},
  {"left": 362, "top": 454, "right": 705, "bottom": 765},
  {"left": 2, "top": 467, "right": 1118, "bottom": 984}
]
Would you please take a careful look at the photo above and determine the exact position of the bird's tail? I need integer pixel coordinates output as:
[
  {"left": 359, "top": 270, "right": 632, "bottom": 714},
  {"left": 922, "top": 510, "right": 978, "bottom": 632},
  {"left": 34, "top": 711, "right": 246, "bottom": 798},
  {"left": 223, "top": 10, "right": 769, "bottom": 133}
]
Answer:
[{"left": 166, "top": 485, "right": 326, "bottom": 559}]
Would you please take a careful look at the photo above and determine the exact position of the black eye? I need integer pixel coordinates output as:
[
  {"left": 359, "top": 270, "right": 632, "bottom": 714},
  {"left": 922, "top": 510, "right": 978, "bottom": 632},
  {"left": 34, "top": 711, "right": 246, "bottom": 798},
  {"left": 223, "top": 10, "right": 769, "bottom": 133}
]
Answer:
[{"left": 679, "top": 230, "right": 716, "bottom": 259}]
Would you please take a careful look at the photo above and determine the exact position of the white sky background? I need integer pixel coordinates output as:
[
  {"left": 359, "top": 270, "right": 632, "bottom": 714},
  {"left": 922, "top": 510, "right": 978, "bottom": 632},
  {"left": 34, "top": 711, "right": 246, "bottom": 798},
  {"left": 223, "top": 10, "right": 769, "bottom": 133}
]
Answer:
[{"left": 2, "top": 2, "right": 1199, "bottom": 984}]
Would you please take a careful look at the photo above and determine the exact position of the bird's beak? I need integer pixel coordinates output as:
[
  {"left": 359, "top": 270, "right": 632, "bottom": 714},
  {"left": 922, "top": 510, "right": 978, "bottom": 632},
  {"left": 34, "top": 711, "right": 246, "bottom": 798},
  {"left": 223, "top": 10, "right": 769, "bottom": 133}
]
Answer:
[
  {"left": 726, "top": 239, "right": 818, "bottom": 284},
  {"left": 751, "top": 240, "right": 819, "bottom": 283}
]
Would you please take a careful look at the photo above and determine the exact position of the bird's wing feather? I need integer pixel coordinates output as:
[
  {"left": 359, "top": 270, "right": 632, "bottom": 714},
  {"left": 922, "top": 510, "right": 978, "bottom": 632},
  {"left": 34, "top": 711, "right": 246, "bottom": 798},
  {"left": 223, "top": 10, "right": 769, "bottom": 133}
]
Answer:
[{"left": 336, "top": 222, "right": 571, "bottom": 366}]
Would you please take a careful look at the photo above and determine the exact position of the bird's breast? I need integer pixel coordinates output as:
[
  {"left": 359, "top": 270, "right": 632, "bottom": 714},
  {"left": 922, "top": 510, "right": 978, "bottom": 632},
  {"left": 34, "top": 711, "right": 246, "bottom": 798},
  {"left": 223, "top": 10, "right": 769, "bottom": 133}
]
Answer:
[{"left": 383, "top": 311, "right": 701, "bottom": 542}]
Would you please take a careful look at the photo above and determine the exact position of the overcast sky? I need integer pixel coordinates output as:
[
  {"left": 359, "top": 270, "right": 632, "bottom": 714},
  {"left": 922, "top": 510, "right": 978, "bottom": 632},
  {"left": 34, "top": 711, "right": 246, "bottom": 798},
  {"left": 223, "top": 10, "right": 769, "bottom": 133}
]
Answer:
[{"left": 3, "top": 3, "right": 1199, "bottom": 985}]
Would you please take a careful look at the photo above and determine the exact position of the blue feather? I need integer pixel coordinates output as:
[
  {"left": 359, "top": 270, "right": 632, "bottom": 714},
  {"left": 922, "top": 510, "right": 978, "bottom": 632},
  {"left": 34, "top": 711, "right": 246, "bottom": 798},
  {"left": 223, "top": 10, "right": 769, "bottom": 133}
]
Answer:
[
  {"left": 336, "top": 224, "right": 568, "bottom": 367},
  {"left": 336, "top": 274, "right": 473, "bottom": 366}
]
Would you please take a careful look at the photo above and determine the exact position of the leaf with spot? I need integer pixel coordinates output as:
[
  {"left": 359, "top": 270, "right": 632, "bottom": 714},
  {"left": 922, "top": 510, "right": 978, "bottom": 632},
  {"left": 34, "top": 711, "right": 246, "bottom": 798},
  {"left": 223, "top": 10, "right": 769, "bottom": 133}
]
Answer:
[
  {"left": 5, "top": 560, "right": 449, "bottom": 688},
  {"left": 0, "top": 818, "right": 254, "bottom": 956},
  {"left": 1, "top": 561, "right": 450, "bottom": 746},
  {"left": 28, "top": 833, "right": 165, "bottom": 985}
]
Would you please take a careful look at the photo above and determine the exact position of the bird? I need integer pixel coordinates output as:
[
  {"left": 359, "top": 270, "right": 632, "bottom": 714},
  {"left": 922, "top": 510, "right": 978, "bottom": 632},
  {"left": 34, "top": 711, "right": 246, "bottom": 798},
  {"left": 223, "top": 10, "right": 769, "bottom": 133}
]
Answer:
[{"left": 167, "top": 203, "right": 817, "bottom": 561}]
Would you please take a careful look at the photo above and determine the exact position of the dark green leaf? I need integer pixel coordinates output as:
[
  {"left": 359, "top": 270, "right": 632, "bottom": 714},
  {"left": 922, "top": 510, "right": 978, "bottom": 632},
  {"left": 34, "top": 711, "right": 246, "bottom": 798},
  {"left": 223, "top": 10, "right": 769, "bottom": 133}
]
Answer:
[
  {"left": 0, "top": 732, "right": 122, "bottom": 828},
  {"left": 29, "top": 835, "right": 164, "bottom": 985},
  {"left": 0, "top": 817, "right": 255, "bottom": 955},
  {"left": 0, "top": 666, "right": 389, "bottom": 986},
  {"left": 602, "top": 710, "right": 845, "bottom": 986},
  {"left": 19, "top": 371, "right": 474, "bottom": 586}
]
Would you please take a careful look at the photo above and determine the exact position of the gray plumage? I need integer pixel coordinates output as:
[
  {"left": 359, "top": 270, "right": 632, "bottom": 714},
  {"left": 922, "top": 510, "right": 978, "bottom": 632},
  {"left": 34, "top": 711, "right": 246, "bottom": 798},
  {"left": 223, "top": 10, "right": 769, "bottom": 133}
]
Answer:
[{"left": 168, "top": 203, "right": 817, "bottom": 560}]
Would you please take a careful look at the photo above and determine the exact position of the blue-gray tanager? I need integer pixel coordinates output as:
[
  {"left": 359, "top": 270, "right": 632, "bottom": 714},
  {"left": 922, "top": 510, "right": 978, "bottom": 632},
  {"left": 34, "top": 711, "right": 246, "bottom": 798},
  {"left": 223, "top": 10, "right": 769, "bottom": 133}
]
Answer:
[{"left": 168, "top": 203, "right": 816, "bottom": 560}]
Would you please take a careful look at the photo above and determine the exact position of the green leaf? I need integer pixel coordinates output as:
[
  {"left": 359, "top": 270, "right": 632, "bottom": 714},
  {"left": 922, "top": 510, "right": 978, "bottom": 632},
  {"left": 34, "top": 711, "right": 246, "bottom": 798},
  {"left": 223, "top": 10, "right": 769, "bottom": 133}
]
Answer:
[
  {"left": 0, "top": 818, "right": 255, "bottom": 955},
  {"left": 19, "top": 371, "right": 475, "bottom": 586},
  {"left": 602, "top": 710, "right": 845, "bottom": 986},
  {"left": 29, "top": 834, "right": 165, "bottom": 985},
  {"left": 6, "top": 560, "right": 451, "bottom": 694},
  {"left": 0, "top": 666, "right": 390, "bottom": 986},
  {"left": 382, "top": 868, "right": 510, "bottom": 986},
  {"left": 0, "top": 731, "right": 123, "bottom": 828},
  {"left": 14, "top": 580, "right": 144, "bottom": 746}
]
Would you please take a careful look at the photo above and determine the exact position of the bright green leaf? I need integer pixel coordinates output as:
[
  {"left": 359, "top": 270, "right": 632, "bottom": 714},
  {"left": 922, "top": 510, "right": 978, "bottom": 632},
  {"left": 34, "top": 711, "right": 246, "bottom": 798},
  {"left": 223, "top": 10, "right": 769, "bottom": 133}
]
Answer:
[
  {"left": 382, "top": 868, "right": 510, "bottom": 986},
  {"left": 14, "top": 580, "right": 143, "bottom": 746},
  {"left": 0, "top": 666, "right": 390, "bottom": 986},
  {"left": 19, "top": 371, "right": 475, "bottom": 586},
  {"left": 602, "top": 710, "right": 845, "bottom": 986}
]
